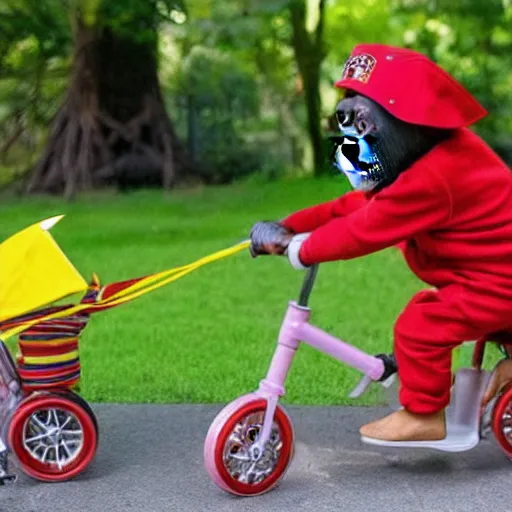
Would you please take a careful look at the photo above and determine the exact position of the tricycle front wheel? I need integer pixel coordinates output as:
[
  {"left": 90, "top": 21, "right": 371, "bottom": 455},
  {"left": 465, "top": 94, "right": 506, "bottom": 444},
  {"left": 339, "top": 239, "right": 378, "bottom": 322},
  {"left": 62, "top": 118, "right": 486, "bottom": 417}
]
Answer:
[{"left": 204, "top": 395, "right": 294, "bottom": 496}]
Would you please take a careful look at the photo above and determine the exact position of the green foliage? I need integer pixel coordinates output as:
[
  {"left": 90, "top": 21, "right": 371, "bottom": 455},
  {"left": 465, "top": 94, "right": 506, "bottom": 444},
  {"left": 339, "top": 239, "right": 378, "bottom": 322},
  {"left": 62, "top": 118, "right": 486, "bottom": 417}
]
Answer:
[
  {"left": 390, "top": 0, "right": 512, "bottom": 142},
  {"left": 171, "top": 46, "right": 264, "bottom": 182},
  {"left": 175, "top": 46, "right": 258, "bottom": 113},
  {"left": 0, "top": 0, "right": 511, "bottom": 188},
  {"left": 0, "top": 1, "right": 70, "bottom": 183},
  {"left": 0, "top": 0, "right": 70, "bottom": 66},
  {"left": 165, "top": 0, "right": 312, "bottom": 175},
  {"left": 324, "top": 0, "right": 394, "bottom": 95},
  {"left": 99, "top": 0, "right": 187, "bottom": 44}
]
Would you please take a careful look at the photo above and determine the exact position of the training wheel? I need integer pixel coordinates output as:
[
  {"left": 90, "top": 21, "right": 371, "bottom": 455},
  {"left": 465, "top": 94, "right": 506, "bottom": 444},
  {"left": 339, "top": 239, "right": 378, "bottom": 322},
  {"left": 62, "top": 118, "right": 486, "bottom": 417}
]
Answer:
[
  {"left": 492, "top": 383, "right": 512, "bottom": 458},
  {"left": 204, "top": 395, "right": 294, "bottom": 496},
  {"left": 8, "top": 393, "right": 98, "bottom": 482}
]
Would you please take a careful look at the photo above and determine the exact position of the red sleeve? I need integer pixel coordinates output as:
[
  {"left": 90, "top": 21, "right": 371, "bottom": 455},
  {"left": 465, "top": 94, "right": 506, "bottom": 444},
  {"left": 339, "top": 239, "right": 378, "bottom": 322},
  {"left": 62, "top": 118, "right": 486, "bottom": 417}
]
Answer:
[
  {"left": 298, "top": 168, "right": 452, "bottom": 265},
  {"left": 280, "top": 191, "right": 369, "bottom": 233}
]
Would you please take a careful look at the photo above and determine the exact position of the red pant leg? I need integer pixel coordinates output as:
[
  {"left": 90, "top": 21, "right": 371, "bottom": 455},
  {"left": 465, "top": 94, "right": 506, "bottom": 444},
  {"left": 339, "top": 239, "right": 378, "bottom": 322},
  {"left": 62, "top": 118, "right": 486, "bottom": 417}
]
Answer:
[{"left": 394, "top": 287, "right": 487, "bottom": 414}]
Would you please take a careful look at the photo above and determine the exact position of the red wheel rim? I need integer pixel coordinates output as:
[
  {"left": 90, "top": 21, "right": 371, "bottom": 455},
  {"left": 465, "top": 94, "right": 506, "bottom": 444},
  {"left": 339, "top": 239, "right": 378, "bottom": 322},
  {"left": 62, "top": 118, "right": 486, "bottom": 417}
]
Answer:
[
  {"left": 8, "top": 395, "right": 97, "bottom": 482},
  {"left": 492, "top": 384, "right": 512, "bottom": 457},
  {"left": 214, "top": 399, "right": 293, "bottom": 496}
]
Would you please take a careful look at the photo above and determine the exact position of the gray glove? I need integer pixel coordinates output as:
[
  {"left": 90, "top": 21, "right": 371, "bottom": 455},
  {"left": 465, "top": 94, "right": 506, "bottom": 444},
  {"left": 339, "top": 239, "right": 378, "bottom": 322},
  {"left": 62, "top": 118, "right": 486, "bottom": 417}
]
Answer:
[{"left": 249, "top": 221, "right": 294, "bottom": 258}]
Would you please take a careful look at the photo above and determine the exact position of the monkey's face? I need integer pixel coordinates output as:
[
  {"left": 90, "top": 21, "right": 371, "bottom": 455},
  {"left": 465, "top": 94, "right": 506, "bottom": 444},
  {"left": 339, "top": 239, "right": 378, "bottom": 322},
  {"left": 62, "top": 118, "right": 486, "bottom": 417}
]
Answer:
[{"left": 333, "top": 93, "right": 450, "bottom": 191}]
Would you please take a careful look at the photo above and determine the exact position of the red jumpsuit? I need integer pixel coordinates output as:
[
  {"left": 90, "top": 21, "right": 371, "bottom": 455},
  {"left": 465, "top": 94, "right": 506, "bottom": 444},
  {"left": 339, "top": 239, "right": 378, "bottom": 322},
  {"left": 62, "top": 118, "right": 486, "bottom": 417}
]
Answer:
[{"left": 281, "top": 128, "right": 512, "bottom": 414}]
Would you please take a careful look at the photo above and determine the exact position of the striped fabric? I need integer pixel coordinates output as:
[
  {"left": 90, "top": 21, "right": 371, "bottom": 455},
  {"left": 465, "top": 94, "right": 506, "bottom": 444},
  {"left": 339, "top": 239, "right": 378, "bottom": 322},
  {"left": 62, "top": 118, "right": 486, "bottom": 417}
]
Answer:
[
  {"left": 0, "top": 278, "right": 100, "bottom": 391},
  {"left": 16, "top": 313, "right": 89, "bottom": 391}
]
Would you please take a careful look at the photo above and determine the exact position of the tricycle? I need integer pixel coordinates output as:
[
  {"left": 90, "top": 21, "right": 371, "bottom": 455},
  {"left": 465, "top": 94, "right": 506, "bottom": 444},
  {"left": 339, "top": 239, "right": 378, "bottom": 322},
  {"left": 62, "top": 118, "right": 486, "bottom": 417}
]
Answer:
[{"left": 203, "top": 263, "right": 512, "bottom": 496}]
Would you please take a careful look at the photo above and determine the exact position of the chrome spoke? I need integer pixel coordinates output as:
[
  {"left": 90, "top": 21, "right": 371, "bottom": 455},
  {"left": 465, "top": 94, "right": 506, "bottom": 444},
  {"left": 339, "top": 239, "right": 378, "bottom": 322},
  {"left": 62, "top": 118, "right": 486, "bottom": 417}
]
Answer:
[
  {"left": 33, "top": 442, "right": 46, "bottom": 453},
  {"left": 56, "top": 445, "right": 64, "bottom": 470},
  {"left": 60, "top": 416, "right": 72, "bottom": 430},
  {"left": 41, "top": 446, "right": 51, "bottom": 464},
  {"left": 63, "top": 439, "right": 82, "bottom": 446},
  {"left": 229, "top": 452, "right": 251, "bottom": 463},
  {"left": 31, "top": 414, "right": 49, "bottom": 432},
  {"left": 25, "top": 432, "right": 51, "bottom": 444},
  {"left": 61, "top": 429, "right": 83, "bottom": 437},
  {"left": 52, "top": 409, "right": 61, "bottom": 428},
  {"left": 43, "top": 411, "right": 53, "bottom": 427},
  {"left": 61, "top": 441, "right": 72, "bottom": 458}
]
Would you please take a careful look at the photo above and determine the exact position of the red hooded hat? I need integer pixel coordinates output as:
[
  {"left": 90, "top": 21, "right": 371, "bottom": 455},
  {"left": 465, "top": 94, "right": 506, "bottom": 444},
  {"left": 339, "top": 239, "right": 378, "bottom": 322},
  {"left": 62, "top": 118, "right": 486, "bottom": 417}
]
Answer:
[{"left": 335, "top": 44, "right": 487, "bottom": 129}]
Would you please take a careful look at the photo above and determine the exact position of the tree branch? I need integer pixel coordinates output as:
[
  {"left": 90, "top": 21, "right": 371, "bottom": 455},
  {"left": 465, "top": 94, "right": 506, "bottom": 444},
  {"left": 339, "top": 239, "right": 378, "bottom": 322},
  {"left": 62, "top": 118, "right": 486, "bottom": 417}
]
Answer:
[
  {"left": 0, "top": 116, "right": 24, "bottom": 163},
  {"left": 289, "top": 0, "right": 313, "bottom": 73},
  {"left": 315, "top": 0, "right": 326, "bottom": 56}
]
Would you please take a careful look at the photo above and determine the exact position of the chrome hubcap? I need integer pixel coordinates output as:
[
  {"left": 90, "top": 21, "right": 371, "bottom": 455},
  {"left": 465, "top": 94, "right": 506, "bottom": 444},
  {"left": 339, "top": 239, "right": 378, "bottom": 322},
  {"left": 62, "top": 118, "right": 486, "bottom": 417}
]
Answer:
[
  {"left": 223, "top": 411, "right": 283, "bottom": 485},
  {"left": 22, "top": 408, "right": 84, "bottom": 469}
]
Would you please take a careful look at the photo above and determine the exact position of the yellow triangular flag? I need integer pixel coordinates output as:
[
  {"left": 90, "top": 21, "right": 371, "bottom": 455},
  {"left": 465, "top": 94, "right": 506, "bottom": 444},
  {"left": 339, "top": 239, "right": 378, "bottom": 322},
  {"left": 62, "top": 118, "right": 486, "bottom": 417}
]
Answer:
[{"left": 0, "top": 216, "right": 88, "bottom": 323}]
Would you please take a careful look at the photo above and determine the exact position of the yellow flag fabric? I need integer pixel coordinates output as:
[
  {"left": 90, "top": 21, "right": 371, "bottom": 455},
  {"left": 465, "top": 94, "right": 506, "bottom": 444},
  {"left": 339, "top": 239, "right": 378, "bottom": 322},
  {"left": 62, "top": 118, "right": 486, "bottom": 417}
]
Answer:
[
  {"left": 0, "top": 216, "right": 88, "bottom": 323},
  {"left": 0, "top": 239, "right": 250, "bottom": 342}
]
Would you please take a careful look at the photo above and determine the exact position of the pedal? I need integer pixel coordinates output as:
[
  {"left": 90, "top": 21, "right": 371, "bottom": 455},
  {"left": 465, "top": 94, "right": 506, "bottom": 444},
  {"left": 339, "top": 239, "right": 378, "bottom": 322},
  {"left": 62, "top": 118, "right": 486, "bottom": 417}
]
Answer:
[
  {"left": 349, "top": 375, "right": 373, "bottom": 398},
  {"left": 349, "top": 354, "right": 398, "bottom": 399}
]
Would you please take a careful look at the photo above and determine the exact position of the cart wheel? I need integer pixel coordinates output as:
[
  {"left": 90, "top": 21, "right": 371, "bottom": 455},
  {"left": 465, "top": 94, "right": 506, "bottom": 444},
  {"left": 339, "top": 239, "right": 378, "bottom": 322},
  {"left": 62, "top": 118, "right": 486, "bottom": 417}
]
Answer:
[
  {"left": 492, "top": 383, "right": 512, "bottom": 458},
  {"left": 204, "top": 396, "right": 294, "bottom": 496},
  {"left": 8, "top": 393, "right": 98, "bottom": 482},
  {"left": 52, "top": 389, "right": 99, "bottom": 435}
]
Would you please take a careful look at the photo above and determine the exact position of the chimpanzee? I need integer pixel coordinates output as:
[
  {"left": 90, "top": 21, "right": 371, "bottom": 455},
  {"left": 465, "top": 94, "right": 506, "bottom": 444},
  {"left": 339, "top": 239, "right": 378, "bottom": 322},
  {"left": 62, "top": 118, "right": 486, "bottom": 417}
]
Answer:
[{"left": 249, "top": 44, "right": 512, "bottom": 443}]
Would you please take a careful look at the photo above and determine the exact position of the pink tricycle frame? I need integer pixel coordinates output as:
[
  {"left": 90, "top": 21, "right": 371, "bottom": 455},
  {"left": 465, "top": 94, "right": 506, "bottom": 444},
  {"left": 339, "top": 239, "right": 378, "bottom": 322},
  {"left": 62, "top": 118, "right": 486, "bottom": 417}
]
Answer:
[{"left": 204, "top": 263, "right": 512, "bottom": 496}]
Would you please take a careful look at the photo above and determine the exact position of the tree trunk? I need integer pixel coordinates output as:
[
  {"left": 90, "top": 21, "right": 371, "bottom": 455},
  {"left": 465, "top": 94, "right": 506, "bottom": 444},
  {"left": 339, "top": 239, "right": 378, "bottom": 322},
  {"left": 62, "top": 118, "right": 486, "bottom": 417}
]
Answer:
[
  {"left": 289, "top": 0, "right": 326, "bottom": 176},
  {"left": 302, "top": 63, "right": 323, "bottom": 172},
  {"left": 26, "top": 19, "right": 197, "bottom": 198}
]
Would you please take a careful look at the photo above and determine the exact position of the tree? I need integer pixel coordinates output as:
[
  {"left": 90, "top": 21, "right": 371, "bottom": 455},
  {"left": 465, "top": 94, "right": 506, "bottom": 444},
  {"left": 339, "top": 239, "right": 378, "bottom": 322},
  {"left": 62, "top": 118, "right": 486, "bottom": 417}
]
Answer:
[
  {"left": 168, "top": 0, "right": 308, "bottom": 173},
  {"left": 288, "top": 0, "right": 326, "bottom": 175},
  {"left": 225, "top": 0, "right": 329, "bottom": 175},
  {"left": 0, "top": 0, "right": 70, "bottom": 168},
  {"left": 171, "top": 46, "right": 261, "bottom": 183},
  {"left": 16, "top": 0, "right": 198, "bottom": 198}
]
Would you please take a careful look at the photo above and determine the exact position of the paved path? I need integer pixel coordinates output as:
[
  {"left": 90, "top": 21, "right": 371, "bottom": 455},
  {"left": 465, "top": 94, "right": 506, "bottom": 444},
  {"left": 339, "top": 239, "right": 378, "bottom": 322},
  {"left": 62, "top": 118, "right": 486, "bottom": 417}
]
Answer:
[{"left": 2, "top": 404, "right": 511, "bottom": 512}]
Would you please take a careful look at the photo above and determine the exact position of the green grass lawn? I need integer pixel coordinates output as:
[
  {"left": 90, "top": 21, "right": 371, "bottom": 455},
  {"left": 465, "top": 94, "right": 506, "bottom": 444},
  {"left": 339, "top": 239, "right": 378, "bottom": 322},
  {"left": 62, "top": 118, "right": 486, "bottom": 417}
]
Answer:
[{"left": 0, "top": 177, "right": 499, "bottom": 405}]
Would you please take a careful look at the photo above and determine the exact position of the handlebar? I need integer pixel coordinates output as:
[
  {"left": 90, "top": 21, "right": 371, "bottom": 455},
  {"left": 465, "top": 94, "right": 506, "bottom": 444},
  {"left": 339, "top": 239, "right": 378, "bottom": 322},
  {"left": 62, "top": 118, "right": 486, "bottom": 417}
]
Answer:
[
  {"left": 244, "top": 235, "right": 319, "bottom": 307},
  {"left": 298, "top": 264, "right": 319, "bottom": 307}
]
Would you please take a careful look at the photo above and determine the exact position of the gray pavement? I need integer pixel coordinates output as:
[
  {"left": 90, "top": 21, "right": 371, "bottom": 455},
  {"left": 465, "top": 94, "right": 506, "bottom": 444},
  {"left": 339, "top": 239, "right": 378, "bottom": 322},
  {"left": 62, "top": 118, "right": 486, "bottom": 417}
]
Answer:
[{"left": 2, "top": 404, "right": 511, "bottom": 512}]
